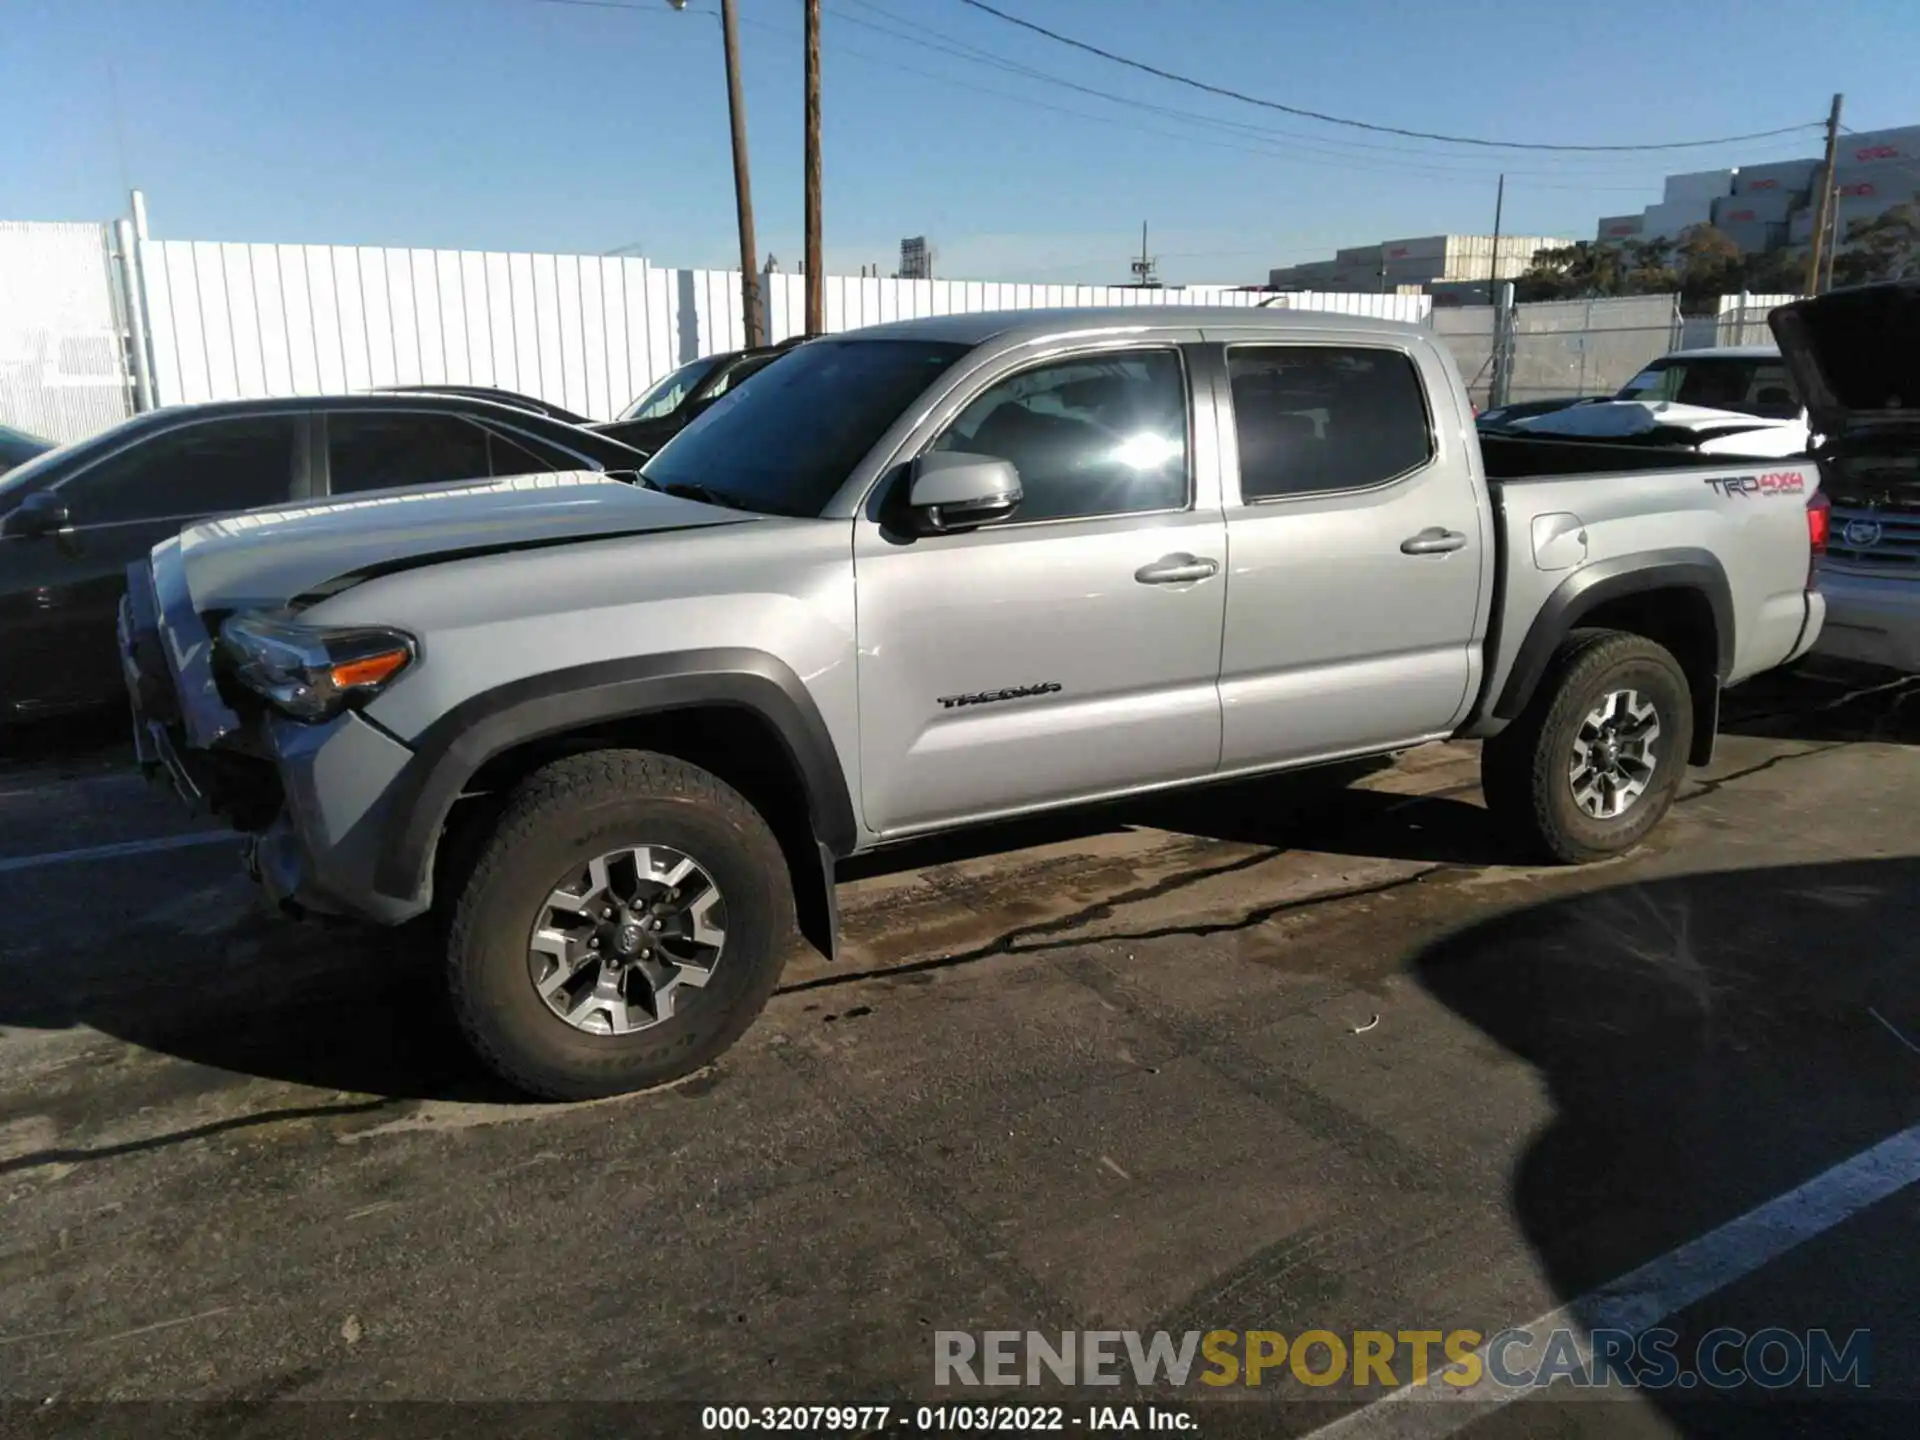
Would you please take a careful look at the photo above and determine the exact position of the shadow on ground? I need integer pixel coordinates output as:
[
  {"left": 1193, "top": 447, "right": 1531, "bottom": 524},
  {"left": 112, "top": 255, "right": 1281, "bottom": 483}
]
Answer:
[
  {"left": 0, "top": 755, "right": 1509, "bottom": 1107},
  {"left": 0, "top": 706, "right": 132, "bottom": 778},
  {"left": 1720, "top": 657, "right": 1920, "bottom": 746},
  {"left": 8, "top": 661, "right": 1915, "bottom": 1111},
  {"left": 1414, "top": 856, "right": 1920, "bottom": 1434}
]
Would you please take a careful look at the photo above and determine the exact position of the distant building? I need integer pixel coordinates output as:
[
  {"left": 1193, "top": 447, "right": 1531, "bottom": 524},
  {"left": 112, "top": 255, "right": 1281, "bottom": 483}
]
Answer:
[
  {"left": 899, "top": 236, "right": 932, "bottom": 280},
  {"left": 1267, "top": 234, "right": 1573, "bottom": 293},
  {"left": 1595, "top": 124, "right": 1920, "bottom": 258}
]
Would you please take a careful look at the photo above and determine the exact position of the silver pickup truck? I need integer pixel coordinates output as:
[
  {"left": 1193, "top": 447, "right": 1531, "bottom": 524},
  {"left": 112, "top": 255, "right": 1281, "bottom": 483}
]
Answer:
[{"left": 119, "top": 307, "right": 1827, "bottom": 1099}]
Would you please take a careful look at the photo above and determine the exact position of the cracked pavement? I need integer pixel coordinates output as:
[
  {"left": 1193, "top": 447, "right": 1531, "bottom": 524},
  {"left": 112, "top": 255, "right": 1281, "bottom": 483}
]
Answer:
[{"left": 1, "top": 659, "right": 1918, "bottom": 1436}]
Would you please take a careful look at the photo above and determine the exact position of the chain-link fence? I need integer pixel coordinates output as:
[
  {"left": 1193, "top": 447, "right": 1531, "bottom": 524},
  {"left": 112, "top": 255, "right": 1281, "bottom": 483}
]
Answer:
[
  {"left": 0, "top": 222, "right": 137, "bottom": 442},
  {"left": 1505, "top": 296, "right": 1682, "bottom": 403},
  {"left": 1429, "top": 295, "right": 1683, "bottom": 408}
]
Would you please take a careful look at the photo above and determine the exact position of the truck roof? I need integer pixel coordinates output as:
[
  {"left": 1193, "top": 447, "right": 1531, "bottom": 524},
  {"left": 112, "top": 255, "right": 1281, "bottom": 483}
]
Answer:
[{"left": 839, "top": 305, "right": 1430, "bottom": 348}]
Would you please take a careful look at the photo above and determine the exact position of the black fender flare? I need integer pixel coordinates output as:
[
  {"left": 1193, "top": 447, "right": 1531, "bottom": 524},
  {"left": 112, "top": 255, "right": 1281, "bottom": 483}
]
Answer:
[
  {"left": 370, "top": 649, "right": 859, "bottom": 912},
  {"left": 1492, "top": 549, "right": 1735, "bottom": 755}
]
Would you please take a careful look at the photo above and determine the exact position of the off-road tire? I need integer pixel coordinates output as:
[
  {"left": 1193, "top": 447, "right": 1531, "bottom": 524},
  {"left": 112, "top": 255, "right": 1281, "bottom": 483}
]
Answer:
[
  {"left": 1482, "top": 630, "right": 1693, "bottom": 865},
  {"left": 446, "top": 750, "right": 797, "bottom": 1100}
]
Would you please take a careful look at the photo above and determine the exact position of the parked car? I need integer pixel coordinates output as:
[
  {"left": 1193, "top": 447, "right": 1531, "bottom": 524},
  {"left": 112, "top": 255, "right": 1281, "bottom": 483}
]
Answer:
[
  {"left": 1, "top": 394, "right": 644, "bottom": 722},
  {"left": 0, "top": 423, "right": 55, "bottom": 477},
  {"left": 375, "top": 385, "right": 590, "bottom": 425},
  {"left": 1510, "top": 345, "right": 1810, "bottom": 458},
  {"left": 121, "top": 306, "right": 1825, "bottom": 1099},
  {"left": 1770, "top": 280, "right": 1920, "bottom": 671},
  {"left": 589, "top": 336, "right": 809, "bottom": 452},
  {"left": 1613, "top": 345, "right": 1802, "bottom": 419}
]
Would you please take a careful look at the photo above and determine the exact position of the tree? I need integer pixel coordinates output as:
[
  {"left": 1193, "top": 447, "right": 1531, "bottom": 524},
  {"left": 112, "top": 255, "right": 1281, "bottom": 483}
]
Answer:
[
  {"left": 1619, "top": 237, "right": 1680, "bottom": 296},
  {"left": 1514, "top": 241, "right": 1624, "bottom": 301},
  {"left": 1672, "top": 225, "right": 1745, "bottom": 308},
  {"left": 1737, "top": 248, "right": 1807, "bottom": 294},
  {"left": 1831, "top": 198, "right": 1920, "bottom": 288}
]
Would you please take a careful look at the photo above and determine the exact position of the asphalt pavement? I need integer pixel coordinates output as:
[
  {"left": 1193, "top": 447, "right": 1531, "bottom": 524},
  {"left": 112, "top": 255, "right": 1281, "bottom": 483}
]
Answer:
[{"left": 1, "top": 659, "right": 1917, "bottom": 1438}]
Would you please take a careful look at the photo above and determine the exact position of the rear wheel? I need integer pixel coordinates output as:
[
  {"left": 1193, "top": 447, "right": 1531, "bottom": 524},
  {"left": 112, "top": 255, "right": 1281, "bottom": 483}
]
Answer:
[
  {"left": 446, "top": 750, "right": 797, "bottom": 1100},
  {"left": 1482, "top": 631, "right": 1693, "bottom": 864}
]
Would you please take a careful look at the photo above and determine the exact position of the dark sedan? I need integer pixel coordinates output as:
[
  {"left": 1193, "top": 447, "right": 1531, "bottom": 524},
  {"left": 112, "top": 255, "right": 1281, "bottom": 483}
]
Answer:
[
  {"left": 375, "top": 385, "right": 591, "bottom": 425},
  {"left": 0, "top": 393, "right": 644, "bottom": 722},
  {"left": 590, "top": 337, "right": 808, "bottom": 452}
]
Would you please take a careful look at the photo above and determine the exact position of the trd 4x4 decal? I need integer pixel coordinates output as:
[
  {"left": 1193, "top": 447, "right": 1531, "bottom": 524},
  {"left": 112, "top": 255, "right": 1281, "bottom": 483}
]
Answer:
[{"left": 1704, "top": 471, "right": 1806, "bottom": 498}]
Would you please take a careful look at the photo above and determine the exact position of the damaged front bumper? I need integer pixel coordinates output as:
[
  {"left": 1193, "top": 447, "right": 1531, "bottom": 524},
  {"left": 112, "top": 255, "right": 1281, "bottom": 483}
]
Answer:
[{"left": 119, "top": 539, "right": 429, "bottom": 928}]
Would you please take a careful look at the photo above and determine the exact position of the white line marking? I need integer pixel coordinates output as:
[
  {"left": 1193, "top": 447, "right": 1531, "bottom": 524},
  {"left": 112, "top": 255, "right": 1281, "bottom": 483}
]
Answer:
[
  {"left": 1869, "top": 1007, "right": 1920, "bottom": 1057},
  {"left": 91, "top": 1306, "right": 234, "bottom": 1346},
  {"left": 0, "top": 832, "right": 235, "bottom": 875},
  {"left": 1306, "top": 1121, "right": 1920, "bottom": 1439}
]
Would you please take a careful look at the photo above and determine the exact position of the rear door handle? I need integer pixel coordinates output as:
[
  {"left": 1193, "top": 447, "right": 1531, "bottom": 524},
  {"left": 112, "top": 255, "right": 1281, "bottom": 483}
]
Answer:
[
  {"left": 1400, "top": 527, "right": 1468, "bottom": 556},
  {"left": 1135, "top": 553, "right": 1219, "bottom": 585}
]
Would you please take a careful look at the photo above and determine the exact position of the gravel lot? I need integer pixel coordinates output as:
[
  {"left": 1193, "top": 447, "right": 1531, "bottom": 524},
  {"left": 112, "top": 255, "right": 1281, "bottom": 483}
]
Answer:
[{"left": 2, "top": 660, "right": 1917, "bottom": 1437}]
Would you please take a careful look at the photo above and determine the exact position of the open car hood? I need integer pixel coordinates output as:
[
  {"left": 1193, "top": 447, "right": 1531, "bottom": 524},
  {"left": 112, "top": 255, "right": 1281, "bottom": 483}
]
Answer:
[
  {"left": 1768, "top": 280, "right": 1920, "bottom": 439},
  {"left": 172, "top": 470, "right": 747, "bottom": 613}
]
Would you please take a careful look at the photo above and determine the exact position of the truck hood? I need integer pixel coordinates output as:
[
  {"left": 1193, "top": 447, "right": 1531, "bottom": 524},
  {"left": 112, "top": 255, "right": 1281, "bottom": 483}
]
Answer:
[
  {"left": 1769, "top": 280, "right": 1920, "bottom": 438},
  {"left": 172, "top": 469, "right": 750, "bottom": 613}
]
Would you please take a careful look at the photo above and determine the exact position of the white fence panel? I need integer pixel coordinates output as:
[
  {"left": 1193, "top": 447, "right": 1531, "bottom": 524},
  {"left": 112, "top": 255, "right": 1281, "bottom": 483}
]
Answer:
[
  {"left": 0, "top": 221, "right": 134, "bottom": 442},
  {"left": 137, "top": 239, "right": 1428, "bottom": 421},
  {"left": 1716, "top": 292, "right": 1799, "bottom": 347}
]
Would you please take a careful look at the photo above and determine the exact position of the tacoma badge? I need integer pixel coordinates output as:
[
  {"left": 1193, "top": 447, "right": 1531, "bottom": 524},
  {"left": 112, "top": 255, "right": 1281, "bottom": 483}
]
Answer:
[{"left": 937, "top": 682, "right": 1063, "bottom": 710}]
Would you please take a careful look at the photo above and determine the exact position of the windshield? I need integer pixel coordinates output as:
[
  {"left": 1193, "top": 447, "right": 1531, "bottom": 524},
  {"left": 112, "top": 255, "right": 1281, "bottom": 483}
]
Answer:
[
  {"left": 0, "top": 426, "right": 115, "bottom": 499},
  {"left": 1615, "top": 357, "right": 1799, "bottom": 419},
  {"left": 640, "top": 339, "right": 970, "bottom": 517},
  {"left": 618, "top": 356, "right": 727, "bottom": 421}
]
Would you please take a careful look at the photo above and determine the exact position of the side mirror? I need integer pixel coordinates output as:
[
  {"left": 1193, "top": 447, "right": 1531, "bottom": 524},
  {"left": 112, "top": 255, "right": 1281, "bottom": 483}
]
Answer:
[
  {"left": 2, "top": 491, "right": 71, "bottom": 539},
  {"left": 907, "top": 452, "right": 1022, "bottom": 533}
]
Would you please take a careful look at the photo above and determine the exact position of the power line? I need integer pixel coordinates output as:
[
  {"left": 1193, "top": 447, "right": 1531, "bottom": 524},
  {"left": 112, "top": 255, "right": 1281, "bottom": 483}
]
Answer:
[
  {"left": 954, "top": 0, "right": 1824, "bottom": 153},
  {"left": 537, "top": 0, "right": 1810, "bottom": 189},
  {"left": 837, "top": 0, "right": 1709, "bottom": 176},
  {"left": 531, "top": 0, "right": 1621, "bottom": 189}
]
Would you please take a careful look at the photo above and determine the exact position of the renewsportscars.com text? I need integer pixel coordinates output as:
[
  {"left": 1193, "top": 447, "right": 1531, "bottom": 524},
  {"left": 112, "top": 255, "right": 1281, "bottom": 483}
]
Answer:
[{"left": 934, "top": 1327, "right": 1871, "bottom": 1393}]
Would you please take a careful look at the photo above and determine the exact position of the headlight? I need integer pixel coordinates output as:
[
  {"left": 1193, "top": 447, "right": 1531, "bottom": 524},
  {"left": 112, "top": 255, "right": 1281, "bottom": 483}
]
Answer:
[{"left": 219, "top": 612, "right": 416, "bottom": 723}]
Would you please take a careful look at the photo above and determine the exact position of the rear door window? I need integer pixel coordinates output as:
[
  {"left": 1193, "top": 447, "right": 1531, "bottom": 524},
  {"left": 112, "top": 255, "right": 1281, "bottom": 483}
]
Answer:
[
  {"left": 326, "top": 412, "right": 493, "bottom": 494},
  {"left": 1227, "top": 346, "right": 1434, "bottom": 500}
]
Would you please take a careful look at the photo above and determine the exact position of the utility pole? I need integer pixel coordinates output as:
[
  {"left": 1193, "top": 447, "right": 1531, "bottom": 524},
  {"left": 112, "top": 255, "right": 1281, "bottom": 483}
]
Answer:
[
  {"left": 1488, "top": 172, "right": 1505, "bottom": 302},
  {"left": 713, "top": 0, "right": 764, "bottom": 345},
  {"left": 1805, "top": 92, "right": 1844, "bottom": 296},
  {"left": 804, "top": 0, "right": 823, "bottom": 334},
  {"left": 1129, "top": 222, "right": 1159, "bottom": 286}
]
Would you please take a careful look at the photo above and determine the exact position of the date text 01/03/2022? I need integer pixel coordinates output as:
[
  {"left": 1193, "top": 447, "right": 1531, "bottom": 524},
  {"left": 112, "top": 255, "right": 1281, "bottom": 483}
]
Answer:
[{"left": 700, "top": 1405, "right": 1198, "bottom": 1431}]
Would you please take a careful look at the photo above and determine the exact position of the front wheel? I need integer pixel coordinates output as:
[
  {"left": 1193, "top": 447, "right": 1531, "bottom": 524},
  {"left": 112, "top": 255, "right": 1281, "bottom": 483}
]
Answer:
[
  {"left": 446, "top": 750, "right": 798, "bottom": 1100},
  {"left": 1482, "top": 631, "right": 1694, "bottom": 865}
]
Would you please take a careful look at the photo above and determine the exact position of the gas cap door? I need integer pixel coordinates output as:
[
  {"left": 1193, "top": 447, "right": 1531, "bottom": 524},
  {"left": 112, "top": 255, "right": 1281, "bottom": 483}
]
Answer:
[{"left": 1531, "top": 512, "right": 1589, "bottom": 571}]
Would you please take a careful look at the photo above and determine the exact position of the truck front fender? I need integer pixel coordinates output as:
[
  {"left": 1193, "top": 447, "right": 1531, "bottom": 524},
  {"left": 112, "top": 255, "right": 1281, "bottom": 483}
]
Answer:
[{"left": 369, "top": 648, "right": 859, "bottom": 915}]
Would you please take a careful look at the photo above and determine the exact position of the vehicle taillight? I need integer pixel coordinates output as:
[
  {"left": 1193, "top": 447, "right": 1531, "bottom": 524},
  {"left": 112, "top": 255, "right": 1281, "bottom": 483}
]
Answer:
[{"left": 1807, "top": 489, "right": 1829, "bottom": 588}]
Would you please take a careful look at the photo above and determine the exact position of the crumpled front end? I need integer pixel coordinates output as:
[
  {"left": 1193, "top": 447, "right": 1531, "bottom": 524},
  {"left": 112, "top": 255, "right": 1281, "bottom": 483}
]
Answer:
[{"left": 118, "top": 536, "right": 428, "bottom": 926}]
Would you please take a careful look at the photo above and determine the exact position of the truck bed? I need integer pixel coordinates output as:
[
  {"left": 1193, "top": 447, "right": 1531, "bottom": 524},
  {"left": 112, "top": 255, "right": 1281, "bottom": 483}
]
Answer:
[
  {"left": 1478, "top": 430, "right": 1770, "bottom": 480},
  {"left": 1471, "top": 435, "right": 1821, "bottom": 726}
]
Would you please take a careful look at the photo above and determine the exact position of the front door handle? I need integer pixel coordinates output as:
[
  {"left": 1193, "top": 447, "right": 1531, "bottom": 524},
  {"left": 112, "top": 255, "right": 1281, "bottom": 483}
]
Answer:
[
  {"left": 1135, "top": 553, "right": 1219, "bottom": 585},
  {"left": 1400, "top": 527, "right": 1468, "bottom": 556}
]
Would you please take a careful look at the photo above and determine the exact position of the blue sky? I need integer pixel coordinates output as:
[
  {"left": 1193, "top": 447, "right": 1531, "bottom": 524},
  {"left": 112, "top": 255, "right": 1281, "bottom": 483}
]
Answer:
[{"left": 4, "top": 0, "right": 1915, "bottom": 283}]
